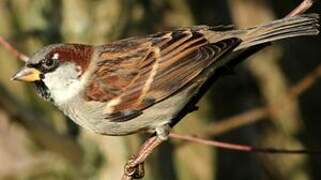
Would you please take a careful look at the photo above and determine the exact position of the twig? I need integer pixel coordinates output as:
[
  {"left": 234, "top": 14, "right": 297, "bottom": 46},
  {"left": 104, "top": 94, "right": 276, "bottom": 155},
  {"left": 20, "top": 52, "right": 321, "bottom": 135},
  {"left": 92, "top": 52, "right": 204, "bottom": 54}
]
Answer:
[
  {"left": 121, "top": 136, "right": 163, "bottom": 180},
  {"left": 287, "top": 0, "right": 314, "bottom": 17},
  {"left": 204, "top": 107, "right": 268, "bottom": 136},
  {"left": 288, "top": 63, "right": 321, "bottom": 98},
  {"left": 0, "top": 36, "right": 29, "bottom": 61},
  {"left": 169, "top": 133, "right": 321, "bottom": 154}
]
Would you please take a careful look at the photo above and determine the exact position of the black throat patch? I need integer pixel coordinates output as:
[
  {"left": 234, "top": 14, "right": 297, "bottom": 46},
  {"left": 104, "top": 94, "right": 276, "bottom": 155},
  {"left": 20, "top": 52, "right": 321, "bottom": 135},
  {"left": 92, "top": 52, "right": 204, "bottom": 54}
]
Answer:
[{"left": 33, "top": 81, "right": 52, "bottom": 101}]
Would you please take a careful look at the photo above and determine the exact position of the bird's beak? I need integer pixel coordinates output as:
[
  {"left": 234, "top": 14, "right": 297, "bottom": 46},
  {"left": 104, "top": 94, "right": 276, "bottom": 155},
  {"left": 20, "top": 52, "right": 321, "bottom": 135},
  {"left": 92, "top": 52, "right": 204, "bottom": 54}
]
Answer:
[{"left": 11, "top": 67, "right": 42, "bottom": 82}]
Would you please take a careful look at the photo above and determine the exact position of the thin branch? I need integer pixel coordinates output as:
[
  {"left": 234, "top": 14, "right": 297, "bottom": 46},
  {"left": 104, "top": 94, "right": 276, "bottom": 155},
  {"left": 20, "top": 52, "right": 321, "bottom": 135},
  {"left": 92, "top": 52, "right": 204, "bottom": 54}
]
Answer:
[
  {"left": 169, "top": 133, "right": 321, "bottom": 154},
  {"left": 0, "top": 36, "right": 29, "bottom": 62},
  {"left": 288, "top": 63, "right": 321, "bottom": 98},
  {"left": 287, "top": 0, "right": 314, "bottom": 17},
  {"left": 204, "top": 107, "right": 268, "bottom": 136}
]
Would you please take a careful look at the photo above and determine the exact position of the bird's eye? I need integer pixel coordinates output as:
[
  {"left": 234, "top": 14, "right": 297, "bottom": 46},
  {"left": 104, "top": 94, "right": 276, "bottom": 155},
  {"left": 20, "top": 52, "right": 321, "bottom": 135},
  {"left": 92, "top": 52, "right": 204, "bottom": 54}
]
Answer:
[{"left": 41, "top": 58, "right": 58, "bottom": 72}]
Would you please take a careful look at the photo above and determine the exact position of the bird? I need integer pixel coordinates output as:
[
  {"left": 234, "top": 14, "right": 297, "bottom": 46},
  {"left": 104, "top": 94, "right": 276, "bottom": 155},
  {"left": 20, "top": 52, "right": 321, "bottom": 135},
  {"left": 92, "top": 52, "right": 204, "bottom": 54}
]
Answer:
[{"left": 12, "top": 14, "right": 319, "bottom": 141}]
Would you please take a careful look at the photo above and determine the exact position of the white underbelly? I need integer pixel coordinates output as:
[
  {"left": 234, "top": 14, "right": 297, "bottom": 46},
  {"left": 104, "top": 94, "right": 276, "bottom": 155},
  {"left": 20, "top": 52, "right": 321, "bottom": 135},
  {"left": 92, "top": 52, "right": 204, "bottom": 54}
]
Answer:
[
  {"left": 59, "top": 82, "right": 199, "bottom": 136},
  {"left": 92, "top": 85, "right": 198, "bottom": 135}
]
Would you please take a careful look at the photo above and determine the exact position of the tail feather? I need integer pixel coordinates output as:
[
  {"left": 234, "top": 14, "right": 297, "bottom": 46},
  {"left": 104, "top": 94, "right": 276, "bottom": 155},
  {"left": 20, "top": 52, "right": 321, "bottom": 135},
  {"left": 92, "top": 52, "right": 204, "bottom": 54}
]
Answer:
[{"left": 235, "top": 13, "right": 320, "bottom": 50}]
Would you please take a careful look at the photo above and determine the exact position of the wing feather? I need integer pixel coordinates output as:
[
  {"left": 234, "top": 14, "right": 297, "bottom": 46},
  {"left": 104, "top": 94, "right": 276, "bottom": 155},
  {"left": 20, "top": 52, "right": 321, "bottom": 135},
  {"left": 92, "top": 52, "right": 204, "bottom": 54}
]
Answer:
[{"left": 84, "top": 29, "right": 241, "bottom": 122}]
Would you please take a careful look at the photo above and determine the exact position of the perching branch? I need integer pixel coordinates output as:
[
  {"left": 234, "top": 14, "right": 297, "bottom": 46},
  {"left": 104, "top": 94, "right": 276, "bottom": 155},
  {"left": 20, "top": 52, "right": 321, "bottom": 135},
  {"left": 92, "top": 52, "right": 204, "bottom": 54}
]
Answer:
[{"left": 169, "top": 133, "right": 321, "bottom": 154}]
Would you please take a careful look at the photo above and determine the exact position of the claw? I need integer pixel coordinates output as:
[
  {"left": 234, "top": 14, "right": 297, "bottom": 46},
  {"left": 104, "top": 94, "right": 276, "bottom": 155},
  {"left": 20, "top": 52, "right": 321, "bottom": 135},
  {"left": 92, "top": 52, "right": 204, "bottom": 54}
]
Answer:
[{"left": 124, "top": 161, "right": 145, "bottom": 179}]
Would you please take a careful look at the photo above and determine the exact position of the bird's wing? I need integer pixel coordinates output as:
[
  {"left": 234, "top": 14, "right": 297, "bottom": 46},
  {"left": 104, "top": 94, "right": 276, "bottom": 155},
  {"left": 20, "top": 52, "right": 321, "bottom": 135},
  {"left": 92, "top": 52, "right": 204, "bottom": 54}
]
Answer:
[{"left": 84, "top": 29, "right": 241, "bottom": 122}]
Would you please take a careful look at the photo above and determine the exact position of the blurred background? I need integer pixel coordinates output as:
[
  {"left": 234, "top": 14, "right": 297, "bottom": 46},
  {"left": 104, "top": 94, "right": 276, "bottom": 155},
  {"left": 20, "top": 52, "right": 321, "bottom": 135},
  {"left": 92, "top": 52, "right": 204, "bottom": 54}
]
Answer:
[{"left": 0, "top": 0, "right": 320, "bottom": 179}]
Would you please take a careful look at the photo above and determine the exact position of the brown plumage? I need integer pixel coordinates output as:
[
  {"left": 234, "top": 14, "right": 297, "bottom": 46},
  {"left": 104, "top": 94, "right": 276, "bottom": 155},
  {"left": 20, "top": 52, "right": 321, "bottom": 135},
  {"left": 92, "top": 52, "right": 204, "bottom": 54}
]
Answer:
[
  {"left": 84, "top": 14, "right": 319, "bottom": 122},
  {"left": 13, "top": 13, "right": 319, "bottom": 135}
]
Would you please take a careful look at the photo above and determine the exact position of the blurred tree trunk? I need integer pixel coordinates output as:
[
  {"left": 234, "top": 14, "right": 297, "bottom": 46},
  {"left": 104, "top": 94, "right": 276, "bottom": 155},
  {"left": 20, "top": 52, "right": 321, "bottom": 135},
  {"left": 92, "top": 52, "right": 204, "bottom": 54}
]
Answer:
[{"left": 229, "top": 0, "right": 308, "bottom": 179}]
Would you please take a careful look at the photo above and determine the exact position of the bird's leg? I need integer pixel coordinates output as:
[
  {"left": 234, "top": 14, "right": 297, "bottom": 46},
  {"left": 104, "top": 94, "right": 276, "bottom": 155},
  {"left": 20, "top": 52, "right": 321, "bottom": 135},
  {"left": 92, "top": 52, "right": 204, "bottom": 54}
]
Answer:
[
  {"left": 122, "top": 124, "right": 170, "bottom": 179},
  {"left": 122, "top": 136, "right": 163, "bottom": 179}
]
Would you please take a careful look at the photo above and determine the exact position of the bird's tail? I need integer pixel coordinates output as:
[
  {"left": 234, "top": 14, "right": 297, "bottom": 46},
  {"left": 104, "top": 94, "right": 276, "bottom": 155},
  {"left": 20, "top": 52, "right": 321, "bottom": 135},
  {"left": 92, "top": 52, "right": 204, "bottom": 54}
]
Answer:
[{"left": 235, "top": 14, "right": 320, "bottom": 50}]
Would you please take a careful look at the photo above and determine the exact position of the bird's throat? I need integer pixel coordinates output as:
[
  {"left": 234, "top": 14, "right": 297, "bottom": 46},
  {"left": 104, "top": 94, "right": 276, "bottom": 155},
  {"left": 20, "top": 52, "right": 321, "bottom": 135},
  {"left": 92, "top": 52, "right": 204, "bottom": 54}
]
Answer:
[{"left": 34, "top": 80, "right": 52, "bottom": 101}]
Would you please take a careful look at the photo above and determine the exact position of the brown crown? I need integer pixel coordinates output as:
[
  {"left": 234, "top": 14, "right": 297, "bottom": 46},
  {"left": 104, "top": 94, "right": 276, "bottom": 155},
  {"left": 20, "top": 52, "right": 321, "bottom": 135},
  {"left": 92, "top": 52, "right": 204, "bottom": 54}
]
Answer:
[{"left": 46, "top": 44, "right": 94, "bottom": 73}]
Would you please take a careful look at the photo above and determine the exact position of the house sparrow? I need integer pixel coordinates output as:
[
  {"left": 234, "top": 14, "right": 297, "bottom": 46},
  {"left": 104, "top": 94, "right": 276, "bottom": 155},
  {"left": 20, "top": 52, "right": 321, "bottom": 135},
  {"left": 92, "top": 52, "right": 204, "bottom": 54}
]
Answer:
[{"left": 12, "top": 14, "right": 319, "bottom": 140}]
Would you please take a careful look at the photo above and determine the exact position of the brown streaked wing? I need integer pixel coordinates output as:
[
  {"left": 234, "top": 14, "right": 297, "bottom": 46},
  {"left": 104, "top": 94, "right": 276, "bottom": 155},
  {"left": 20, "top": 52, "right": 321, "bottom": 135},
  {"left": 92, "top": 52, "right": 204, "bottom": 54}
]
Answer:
[
  {"left": 142, "top": 37, "right": 242, "bottom": 110},
  {"left": 84, "top": 29, "right": 242, "bottom": 122},
  {"left": 85, "top": 38, "right": 152, "bottom": 102}
]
